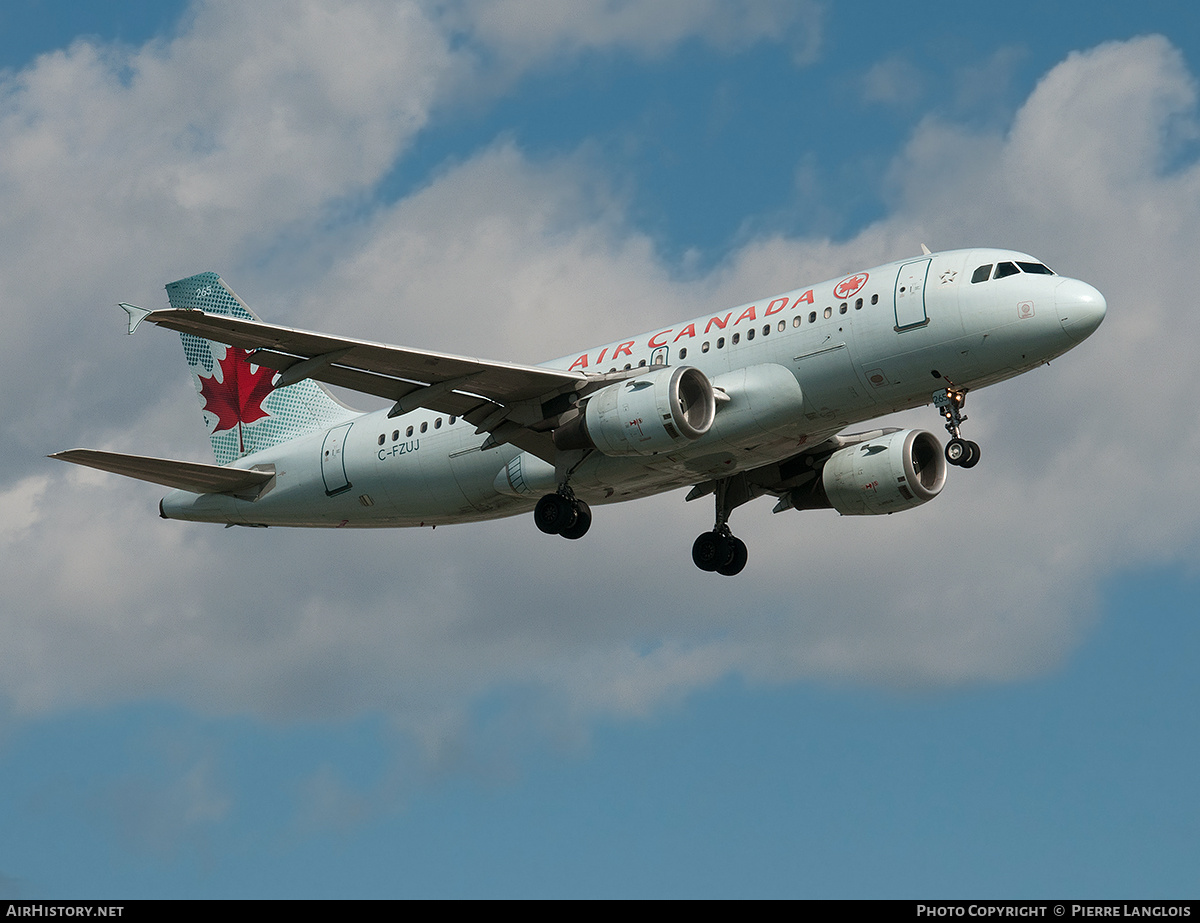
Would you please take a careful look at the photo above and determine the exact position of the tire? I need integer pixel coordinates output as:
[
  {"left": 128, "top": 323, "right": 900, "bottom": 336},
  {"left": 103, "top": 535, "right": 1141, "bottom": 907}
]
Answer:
[
  {"left": 960, "top": 441, "right": 981, "bottom": 469},
  {"left": 716, "top": 537, "right": 748, "bottom": 576},
  {"left": 534, "top": 493, "right": 575, "bottom": 535},
  {"left": 559, "top": 499, "right": 592, "bottom": 539},
  {"left": 945, "top": 437, "right": 968, "bottom": 466},
  {"left": 691, "top": 531, "right": 722, "bottom": 571}
]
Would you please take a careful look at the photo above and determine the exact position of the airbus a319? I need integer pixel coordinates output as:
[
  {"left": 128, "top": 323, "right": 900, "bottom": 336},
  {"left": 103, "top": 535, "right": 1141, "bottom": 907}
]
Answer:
[{"left": 53, "top": 247, "right": 1105, "bottom": 576}]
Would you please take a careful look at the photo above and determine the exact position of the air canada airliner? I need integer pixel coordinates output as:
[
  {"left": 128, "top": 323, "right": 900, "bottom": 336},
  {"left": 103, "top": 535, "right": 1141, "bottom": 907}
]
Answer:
[{"left": 53, "top": 247, "right": 1105, "bottom": 576}]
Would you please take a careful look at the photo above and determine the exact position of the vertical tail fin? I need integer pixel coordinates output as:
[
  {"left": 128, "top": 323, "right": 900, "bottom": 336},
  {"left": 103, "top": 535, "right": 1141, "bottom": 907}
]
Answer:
[{"left": 166, "top": 272, "right": 356, "bottom": 465}]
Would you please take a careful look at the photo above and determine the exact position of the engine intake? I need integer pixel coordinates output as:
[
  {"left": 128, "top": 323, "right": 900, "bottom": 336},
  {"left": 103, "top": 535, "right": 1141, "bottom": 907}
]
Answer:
[
  {"left": 554, "top": 365, "right": 716, "bottom": 456},
  {"left": 792, "top": 429, "right": 946, "bottom": 516}
]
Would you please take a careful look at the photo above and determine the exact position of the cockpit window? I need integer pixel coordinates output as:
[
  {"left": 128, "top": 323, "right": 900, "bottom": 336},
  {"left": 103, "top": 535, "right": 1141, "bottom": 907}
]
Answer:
[
  {"left": 1017, "top": 261, "right": 1054, "bottom": 275},
  {"left": 971, "top": 264, "right": 992, "bottom": 283},
  {"left": 994, "top": 261, "right": 1020, "bottom": 279}
]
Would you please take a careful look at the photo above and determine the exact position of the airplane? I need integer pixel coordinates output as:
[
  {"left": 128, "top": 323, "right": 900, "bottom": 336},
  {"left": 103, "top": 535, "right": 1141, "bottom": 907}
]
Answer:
[{"left": 52, "top": 247, "right": 1106, "bottom": 576}]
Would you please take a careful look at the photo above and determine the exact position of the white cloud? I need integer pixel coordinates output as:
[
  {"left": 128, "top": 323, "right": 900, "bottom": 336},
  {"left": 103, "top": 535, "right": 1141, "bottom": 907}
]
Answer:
[
  {"left": 0, "top": 476, "right": 47, "bottom": 546},
  {"left": 0, "top": 2, "right": 459, "bottom": 461},
  {"left": 0, "top": 0, "right": 821, "bottom": 460},
  {"left": 441, "top": 0, "right": 821, "bottom": 69},
  {"left": 96, "top": 741, "right": 232, "bottom": 857},
  {"left": 3, "top": 7, "right": 1198, "bottom": 776},
  {"left": 297, "top": 142, "right": 700, "bottom": 361},
  {"left": 862, "top": 55, "right": 925, "bottom": 107}
]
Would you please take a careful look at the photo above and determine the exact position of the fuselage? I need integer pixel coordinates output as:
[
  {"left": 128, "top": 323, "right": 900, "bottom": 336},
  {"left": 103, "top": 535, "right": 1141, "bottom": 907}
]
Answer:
[{"left": 160, "top": 248, "right": 1106, "bottom": 527}]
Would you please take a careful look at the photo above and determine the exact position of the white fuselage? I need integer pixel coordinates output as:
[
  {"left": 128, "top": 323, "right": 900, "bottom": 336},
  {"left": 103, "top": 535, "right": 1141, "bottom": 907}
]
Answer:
[{"left": 160, "top": 248, "right": 1106, "bottom": 527}]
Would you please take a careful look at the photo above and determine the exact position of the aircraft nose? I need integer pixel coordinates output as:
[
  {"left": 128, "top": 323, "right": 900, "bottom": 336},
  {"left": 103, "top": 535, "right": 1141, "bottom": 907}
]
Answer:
[{"left": 1055, "top": 278, "right": 1107, "bottom": 343}]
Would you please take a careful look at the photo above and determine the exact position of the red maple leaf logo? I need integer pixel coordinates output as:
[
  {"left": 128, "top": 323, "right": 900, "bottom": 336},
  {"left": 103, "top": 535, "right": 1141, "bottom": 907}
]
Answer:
[{"left": 199, "top": 347, "right": 275, "bottom": 453}]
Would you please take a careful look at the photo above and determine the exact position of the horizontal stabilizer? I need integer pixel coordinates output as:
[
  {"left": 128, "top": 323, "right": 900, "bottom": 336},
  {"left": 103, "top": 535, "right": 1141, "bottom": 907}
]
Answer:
[
  {"left": 50, "top": 449, "right": 273, "bottom": 496},
  {"left": 118, "top": 302, "right": 153, "bottom": 334}
]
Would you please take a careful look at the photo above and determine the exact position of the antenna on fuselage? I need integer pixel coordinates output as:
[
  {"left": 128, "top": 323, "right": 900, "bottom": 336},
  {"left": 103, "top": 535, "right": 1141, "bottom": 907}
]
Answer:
[{"left": 921, "top": 243, "right": 932, "bottom": 255}]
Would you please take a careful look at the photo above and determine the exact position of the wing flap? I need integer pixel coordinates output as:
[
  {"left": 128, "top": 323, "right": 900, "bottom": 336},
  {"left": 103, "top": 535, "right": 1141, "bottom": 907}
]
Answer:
[{"left": 51, "top": 449, "right": 274, "bottom": 496}]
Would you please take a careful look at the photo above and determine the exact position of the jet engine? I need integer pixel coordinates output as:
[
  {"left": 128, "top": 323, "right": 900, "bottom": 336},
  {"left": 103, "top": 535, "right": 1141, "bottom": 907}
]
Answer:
[
  {"left": 554, "top": 365, "right": 716, "bottom": 457},
  {"left": 792, "top": 429, "right": 947, "bottom": 516}
]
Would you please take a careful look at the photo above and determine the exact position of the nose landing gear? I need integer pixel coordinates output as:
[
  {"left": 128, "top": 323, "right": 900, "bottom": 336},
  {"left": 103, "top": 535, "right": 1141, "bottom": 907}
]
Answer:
[{"left": 935, "top": 386, "right": 980, "bottom": 468}]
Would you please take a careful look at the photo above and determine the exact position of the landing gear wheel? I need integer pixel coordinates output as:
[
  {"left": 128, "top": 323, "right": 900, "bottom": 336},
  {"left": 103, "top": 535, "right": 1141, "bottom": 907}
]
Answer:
[
  {"left": 945, "top": 437, "right": 969, "bottom": 467},
  {"left": 692, "top": 531, "right": 723, "bottom": 572},
  {"left": 960, "top": 440, "right": 981, "bottom": 469},
  {"left": 693, "top": 531, "right": 748, "bottom": 575},
  {"left": 534, "top": 493, "right": 577, "bottom": 535},
  {"left": 716, "top": 536, "right": 748, "bottom": 577},
  {"left": 559, "top": 499, "right": 592, "bottom": 540}
]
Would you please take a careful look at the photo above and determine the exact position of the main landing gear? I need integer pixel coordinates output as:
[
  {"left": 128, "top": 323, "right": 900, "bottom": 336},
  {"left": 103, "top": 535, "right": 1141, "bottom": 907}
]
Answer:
[
  {"left": 690, "top": 475, "right": 752, "bottom": 576},
  {"left": 534, "top": 487, "right": 592, "bottom": 540},
  {"left": 935, "top": 385, "right": 981, "bottom": 469},
  {"left": 692, "top": 527, "right": 748, "bottom": 577}
]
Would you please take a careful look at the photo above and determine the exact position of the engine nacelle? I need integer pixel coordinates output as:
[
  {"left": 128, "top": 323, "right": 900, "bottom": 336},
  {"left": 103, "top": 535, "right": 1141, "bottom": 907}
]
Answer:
[
  {"left": 555, "top": 365, "right": 716, "bottom": 457},
  {"left": 707, "top": 363, "right": 805, "bottom": 450},
  {"left": 818, "top": 429, "right": 946, "bottom": 516}
]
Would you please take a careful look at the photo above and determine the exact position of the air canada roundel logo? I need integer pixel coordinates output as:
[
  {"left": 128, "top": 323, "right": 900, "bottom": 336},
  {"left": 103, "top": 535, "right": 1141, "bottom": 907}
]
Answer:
[{"left": 834, "top": 272, "right": 869, "bottom": 300}]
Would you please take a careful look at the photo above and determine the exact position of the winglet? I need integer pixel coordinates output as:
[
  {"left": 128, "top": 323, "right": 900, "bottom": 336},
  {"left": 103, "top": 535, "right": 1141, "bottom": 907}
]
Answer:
[{"left": 119, "top": 303, "right": 153, "bottom": 335}]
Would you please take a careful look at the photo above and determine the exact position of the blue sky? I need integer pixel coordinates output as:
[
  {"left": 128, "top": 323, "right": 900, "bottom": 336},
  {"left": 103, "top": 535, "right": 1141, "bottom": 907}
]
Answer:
[{"left": 0, "top": 0, "right": 1197, "bottom": 898}]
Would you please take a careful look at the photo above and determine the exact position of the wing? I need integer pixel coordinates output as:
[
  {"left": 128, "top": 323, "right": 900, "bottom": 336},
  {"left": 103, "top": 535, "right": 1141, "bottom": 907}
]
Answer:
[
  {"left": 51, "top": 449, "right": 274, "bottom": 498},
  {"left": 125, "top": 306, "right": 632, "bottom": 462}
]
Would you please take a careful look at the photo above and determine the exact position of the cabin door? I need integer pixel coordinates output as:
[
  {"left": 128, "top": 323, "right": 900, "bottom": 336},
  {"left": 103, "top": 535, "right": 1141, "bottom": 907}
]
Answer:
[
  {"left": 321, "top": 422, "right": 354, "bottom": 496},
  {"left": 894, "top": 259, "right": 931, "bottom": 330}
]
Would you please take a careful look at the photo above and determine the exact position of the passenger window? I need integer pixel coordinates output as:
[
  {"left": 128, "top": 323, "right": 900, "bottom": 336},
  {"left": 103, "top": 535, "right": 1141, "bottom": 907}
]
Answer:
[
  {"left": 839, "top": 303, "right": 848, "bottom": 314},
  {"left": 824, "top": 306, "right": 832, "bottom": 319},
  {"left": 732, "top": 333, "right": 740, "bottom": 345},
  {"left": 378, "top": 434, "right": 385, "bottom": 446},
  {"left": 855, "top": 298, "right": 863, "bottom": 310},
  {"left": 792, "top": 316, "right": 801, "bottom": 328},
  {"left": 809, "top": 311, "right": 817, "bottom": 323},
  {"left": 638, "top": 359, "right": 647, "bottom": 367},
  {"left": 994, "top": 261, "right": 1019, "bottom": 279},
  {"left": 392, "top": 430, "right": 399, "bottom": 441},
  {"left": 971, "top": 264, "right": 992, "bottom": 283},
  {"left": 623, "top": 363, "right": 631, "bottom": 370},
  {"left": 702, "top": 341, "right": 710, "bottom": 353},
  {"left": 449, "top": 416, "right": 456, "bottom": 425},
  {"left": 871, "top": 293, "right": 878, "bottom": 305},
  {"left": 778, "top": 320, "right": 786, "bottom": 332},
  {"left": 679, "top": 348, "right": 687, "bottom": 360},
  {"left": 435, "top": 418, "right": 442, "bottom": 429},
  {"left": 717, "top": 337, "right": 725, "bottom": 349},
  {"left": 746, "top": 328, "right": 755, "bottom": 341},
  {"left": 420, "top": 422, "right": 428, "bottom": 434},
  {"left": 406, "top": 426, "right": 413, "bottom": 438}
]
